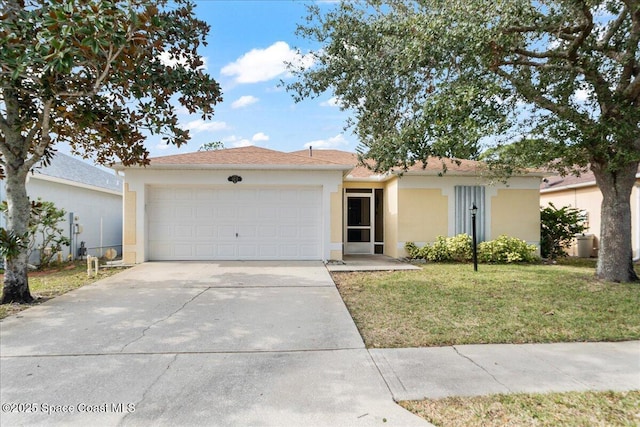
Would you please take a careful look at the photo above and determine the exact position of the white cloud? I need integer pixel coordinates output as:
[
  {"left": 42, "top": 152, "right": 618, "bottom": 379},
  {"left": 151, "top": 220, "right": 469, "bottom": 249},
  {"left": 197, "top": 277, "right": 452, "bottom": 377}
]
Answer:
[
  {"left": 574, "top": 88, "right": 590, "bottom": 102},
  {"left": 252, "top": 132, "right": 269, "bottom": 142},
  {"left": 159, "top": 50, "right": 208, "bottom": 70},
  {"left": 303, "top": 134, "right": 348, "bottom": 149},
  {"left": 231, "top": 95, "right": 259, "bottom": 109},
  {"left": 182, "top": 119, "right": 228, "bottom": 133},
  {"left": 224, "top": 135, "right": 253, "bottom": 148},
  {"left": 320, "top": 96, "right": 343, "bottom": 108},
  {"left": 221, "top": 41, "right": 314, "bottom": 84}
]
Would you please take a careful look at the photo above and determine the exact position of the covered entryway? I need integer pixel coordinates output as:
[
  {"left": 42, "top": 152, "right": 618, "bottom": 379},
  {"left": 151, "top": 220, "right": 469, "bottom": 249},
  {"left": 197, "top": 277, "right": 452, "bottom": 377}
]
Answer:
[
  {"left": 147, "top": 186, "right": 323, "bottom": 260},
  {"left": 344, "top": 188, "right": 384, "bottom": 255}
]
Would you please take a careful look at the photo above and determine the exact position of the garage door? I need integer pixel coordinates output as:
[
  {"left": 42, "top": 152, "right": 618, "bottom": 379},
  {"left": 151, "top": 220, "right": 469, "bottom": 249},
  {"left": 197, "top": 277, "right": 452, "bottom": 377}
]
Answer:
[{"left": 147, "top": 186, "right": 323, "bottom": 260}]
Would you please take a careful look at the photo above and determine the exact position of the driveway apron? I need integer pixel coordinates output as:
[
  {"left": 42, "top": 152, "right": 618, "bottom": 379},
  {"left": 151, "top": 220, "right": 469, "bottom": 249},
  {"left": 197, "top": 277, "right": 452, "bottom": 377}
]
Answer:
[{"left": 0, "top": 262, "right": 429, "bottom": 426}]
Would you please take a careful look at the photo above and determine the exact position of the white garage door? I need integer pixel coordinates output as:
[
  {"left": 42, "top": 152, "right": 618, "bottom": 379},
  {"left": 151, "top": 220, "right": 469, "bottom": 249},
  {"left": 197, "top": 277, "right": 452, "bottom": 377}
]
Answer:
[{"left": 147, "top": 186, "right": 323, "bottom": 260}]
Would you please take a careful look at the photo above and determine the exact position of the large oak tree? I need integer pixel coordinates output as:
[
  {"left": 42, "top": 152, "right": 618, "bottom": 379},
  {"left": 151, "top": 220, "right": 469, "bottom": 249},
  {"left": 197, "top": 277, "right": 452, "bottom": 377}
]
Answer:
[
  {"left": 288, "top": 0, "right": 639, "bottom": 282},
  {"left": 0, "top": 0, "right": 222, "bottom": 303}
]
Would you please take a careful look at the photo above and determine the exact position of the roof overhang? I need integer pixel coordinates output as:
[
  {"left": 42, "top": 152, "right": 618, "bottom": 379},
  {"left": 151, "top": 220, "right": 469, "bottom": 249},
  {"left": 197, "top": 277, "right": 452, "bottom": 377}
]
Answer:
[
  {"left": 541, "top": 172, "right": 640, "bottom": 194},
  {"left": 28, "top": 173, "right": 122, "bottom": 196},
  {"left": 112, "top": 163, "right": 353, "bottom": 172}
]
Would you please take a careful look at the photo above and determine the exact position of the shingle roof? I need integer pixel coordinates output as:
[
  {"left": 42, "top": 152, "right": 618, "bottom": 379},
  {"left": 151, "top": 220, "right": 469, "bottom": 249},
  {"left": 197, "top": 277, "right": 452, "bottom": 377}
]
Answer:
[
  {"left": 290, "top": 149, "right": 488, "bottom": 178},
  {"left": 32, "top": 153, "right": 122, "bottom": 192},
  {"left": 541, "top": 166, "right": 640, "bottom": 191},
  {"left": 143, "top": 146, "right": 353, "bottom": 169}
]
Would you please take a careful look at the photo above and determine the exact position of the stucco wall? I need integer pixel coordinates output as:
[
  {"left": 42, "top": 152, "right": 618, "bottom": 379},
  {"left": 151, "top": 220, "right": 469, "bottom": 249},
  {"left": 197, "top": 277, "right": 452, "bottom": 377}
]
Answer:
[
  {"left": 398, "top": 189, "right": 448, "bottom": 244},
  {"left": 24, "top": 176, "right": 122, "bottom": 263},
  {"left": 491, "top": 189, "right": 541, "bottom": 243}
]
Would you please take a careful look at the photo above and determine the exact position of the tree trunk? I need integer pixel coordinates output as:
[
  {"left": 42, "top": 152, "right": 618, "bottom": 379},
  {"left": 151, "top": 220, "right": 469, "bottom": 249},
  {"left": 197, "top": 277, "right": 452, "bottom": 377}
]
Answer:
[
  {"left": 592, "top": 160, "right": 639, "bottom": 283},
  {"left": 2, "top": 163, "right": 33, "bottom": 303}
]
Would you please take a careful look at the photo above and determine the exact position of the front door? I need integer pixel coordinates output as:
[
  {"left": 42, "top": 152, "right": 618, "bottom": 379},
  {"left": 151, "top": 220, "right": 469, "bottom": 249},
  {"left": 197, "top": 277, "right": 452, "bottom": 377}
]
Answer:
[{"left": 344, "top": 193, "right": 374, "bottom": 254}]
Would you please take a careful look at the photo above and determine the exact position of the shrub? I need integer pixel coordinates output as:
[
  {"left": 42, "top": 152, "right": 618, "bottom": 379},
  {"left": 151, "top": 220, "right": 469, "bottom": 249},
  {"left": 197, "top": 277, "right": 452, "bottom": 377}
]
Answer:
[
  {"left": 478, "top": 235, "right": 539, "bottom": 263},
  {"left": 447, "top": 233, "right": 473, "bottom": 262},
  {"left": 405, "top": 234, "right": 473, "bottom": 262},
  {"left": 426, "top": 236, "right": 451, "bottom": 262},
  {"left": 540, "top": 203, "right": 588, "bottom": 259},
  {"left": 404, "top": 241, "right": 420, "bottom": 259}
]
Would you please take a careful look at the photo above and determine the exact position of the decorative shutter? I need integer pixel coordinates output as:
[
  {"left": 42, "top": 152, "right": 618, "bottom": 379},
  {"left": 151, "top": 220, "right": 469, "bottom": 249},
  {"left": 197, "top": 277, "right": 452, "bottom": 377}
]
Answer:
[{"left": 455, "top": 186, "right": 485, "bottom": 242}]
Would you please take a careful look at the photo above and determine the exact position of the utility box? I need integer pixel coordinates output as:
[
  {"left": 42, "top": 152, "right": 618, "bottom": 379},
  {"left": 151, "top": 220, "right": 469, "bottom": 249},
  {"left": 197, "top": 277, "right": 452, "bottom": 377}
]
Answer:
[{"left": 576, "top": 234, "right": 594, "bottom": 258}]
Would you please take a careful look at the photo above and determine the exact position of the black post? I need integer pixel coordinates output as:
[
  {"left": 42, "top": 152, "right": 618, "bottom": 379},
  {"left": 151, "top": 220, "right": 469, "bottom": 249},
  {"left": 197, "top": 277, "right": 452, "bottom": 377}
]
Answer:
[{"left": 471, "top": 203, "right": 478, "bottom": 272}]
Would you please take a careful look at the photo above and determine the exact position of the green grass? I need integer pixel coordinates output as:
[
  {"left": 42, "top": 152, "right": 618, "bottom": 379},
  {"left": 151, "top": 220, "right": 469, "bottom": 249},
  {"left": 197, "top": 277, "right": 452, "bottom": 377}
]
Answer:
[
  {"left": 0, "top": 262, "right": 126, "bottom": 319},
  {"left": 400, "top": 390, "right": 640, "bottom": 427},
  {"left": 332, "top": 263, "right": 640, "bottom": 348}
]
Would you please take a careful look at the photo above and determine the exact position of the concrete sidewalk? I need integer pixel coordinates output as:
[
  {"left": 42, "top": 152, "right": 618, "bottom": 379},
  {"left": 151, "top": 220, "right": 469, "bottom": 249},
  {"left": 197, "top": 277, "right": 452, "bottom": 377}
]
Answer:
[{"left": 371, "top": 341, "right": 640, "bottom": 401}]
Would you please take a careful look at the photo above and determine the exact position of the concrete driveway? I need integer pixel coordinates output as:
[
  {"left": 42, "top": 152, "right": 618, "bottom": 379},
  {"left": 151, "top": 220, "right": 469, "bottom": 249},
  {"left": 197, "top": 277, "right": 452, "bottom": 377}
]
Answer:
[{"left": 0, "top": 262, "right": 429, "bottom": 427}]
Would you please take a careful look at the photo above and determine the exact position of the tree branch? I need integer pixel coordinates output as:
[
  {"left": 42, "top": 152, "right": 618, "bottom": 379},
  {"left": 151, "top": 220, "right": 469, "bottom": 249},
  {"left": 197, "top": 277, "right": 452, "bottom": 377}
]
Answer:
[
  {"left": 23, "top": 99, "right": 52, "bottom": 171},
  {"left": 492, "top": 65, "right": 594, "bottom": 127},
  {"left": 597, "top": 6, "right": 628, "bottom": 50}
]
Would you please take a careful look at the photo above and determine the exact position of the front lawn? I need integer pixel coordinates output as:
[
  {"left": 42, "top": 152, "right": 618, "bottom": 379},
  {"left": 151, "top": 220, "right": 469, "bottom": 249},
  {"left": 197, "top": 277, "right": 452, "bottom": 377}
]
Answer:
[
  {"left": 332, "top": 262, "right": 640, "bottom": 348},
  {"left": 400, "top": 390, "right": 640, "bottom": 427},
  {"left": 0, "top": 262, "right": 126, "bottom": 319}
]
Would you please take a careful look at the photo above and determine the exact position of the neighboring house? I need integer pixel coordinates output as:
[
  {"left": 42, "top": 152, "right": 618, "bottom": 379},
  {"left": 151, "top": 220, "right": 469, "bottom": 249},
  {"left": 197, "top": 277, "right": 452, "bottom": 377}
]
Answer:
[
  {"left": 115, "top": 146, "right": 543, "bottom": 263},
  {"left": 0, "top": 153, "right": 123, "bottom": 264},
  {"left": 540, "top": 168, "right": 640, "bottom": 259}
]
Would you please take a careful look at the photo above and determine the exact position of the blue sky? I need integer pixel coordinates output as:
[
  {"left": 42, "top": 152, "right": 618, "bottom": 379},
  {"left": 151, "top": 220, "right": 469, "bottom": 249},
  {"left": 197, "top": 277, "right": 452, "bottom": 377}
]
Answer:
[{"left": 152, "top": 0, "right": 354, "bottom": 157}]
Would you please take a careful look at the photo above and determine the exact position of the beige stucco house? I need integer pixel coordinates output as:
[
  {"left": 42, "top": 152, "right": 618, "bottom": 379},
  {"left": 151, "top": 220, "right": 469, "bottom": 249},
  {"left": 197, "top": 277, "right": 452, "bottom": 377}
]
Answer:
[
  {"left": 540, "top": 168, "right": 640, "bottom": 259},
  {"left": 114, "top": 146, "right": 543, "bottom": 264}
]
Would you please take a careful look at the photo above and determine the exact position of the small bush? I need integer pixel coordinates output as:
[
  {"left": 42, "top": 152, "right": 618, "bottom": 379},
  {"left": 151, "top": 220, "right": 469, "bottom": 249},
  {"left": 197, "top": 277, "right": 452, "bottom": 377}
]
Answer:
[
  {"left": 447, "top": 233, "right": 473, "bottom": 262},
  {"left": 426, "top": 236, "right": 451, "bottom": 262},
  {"left": 405, "top": 241, "right": 420, "bottom": 259},
  {"left": 540, "top": 203, "right": 588, "bottom": 259},
  {"left": 478, "top": 235, "right": 539, "bottom": 263}
]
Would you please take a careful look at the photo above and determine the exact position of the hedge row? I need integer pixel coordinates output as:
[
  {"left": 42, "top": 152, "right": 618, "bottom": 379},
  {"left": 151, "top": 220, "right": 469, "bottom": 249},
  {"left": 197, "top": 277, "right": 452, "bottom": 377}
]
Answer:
[{"left": 405, "top": 234, "right": 539, "bottom": 264}]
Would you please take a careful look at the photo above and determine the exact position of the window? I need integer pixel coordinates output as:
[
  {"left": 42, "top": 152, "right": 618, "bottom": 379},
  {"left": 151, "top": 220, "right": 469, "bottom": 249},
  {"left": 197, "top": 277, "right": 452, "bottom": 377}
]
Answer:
[{"left": 455, "top": 186, "right": 485, "bottom": 241}]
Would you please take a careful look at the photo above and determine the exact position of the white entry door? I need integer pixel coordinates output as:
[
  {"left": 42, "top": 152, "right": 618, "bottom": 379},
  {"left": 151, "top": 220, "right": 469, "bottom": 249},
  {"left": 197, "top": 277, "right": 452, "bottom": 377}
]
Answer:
[{"left": 147, "top": 186, "right": 322, "bottom": 260}]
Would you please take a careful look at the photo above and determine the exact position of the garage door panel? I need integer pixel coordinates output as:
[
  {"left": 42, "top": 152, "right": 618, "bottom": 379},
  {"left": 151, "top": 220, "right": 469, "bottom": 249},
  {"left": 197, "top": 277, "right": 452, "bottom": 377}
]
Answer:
[
  {"left": 148, "top": 186, "right": 323, "bottom": 260},
  {"left": 195, "top": 225, "right": 215, "bottom": 237},
  {"left": 216, "top": 244, "right": 236, "bottom": 257}
]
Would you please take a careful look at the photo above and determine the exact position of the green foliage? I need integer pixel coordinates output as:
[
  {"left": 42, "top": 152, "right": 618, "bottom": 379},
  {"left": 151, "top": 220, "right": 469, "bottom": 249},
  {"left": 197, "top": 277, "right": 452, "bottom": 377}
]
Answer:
[
  {"left": 1, "top": 199, "right": 70, "bottom": 268},
  {"left": 447, "top": 233, "right": 473, "bottom": 262},
  {"left": 199, "top": 141, "right": 225, "bottom": 151},
  {"left": 0, "top": 0, "right": 222, "bottom": 170},
  {"left": 0, "top": 228, "right": 26, "bottom": 261},
  {"left": 405, "top": 234, "right": 473, "bottom": 263},
  {"left": 478, "top": 235, "right": 539, "bottom": 264},
  {"left": 28, "top": 199, "right": 71, "bottom": 269},
  {"left": 407, "top": 234, "right": 537, "bottom": 264},
  {"left": 425, "top": 236, "right": 452, "bottom": 262},
  {"left": 404, "top": 241, "right": 420, "bottom": 259},
  {"left": 540, "top": 203, "right": 588, "bottom": 259}
]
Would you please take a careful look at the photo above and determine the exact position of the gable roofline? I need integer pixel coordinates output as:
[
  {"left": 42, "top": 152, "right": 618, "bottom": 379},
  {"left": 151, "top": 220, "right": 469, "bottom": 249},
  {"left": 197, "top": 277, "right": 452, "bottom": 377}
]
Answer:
[{"left": 113, "top": 146, "right": 353, "bottom": 172}]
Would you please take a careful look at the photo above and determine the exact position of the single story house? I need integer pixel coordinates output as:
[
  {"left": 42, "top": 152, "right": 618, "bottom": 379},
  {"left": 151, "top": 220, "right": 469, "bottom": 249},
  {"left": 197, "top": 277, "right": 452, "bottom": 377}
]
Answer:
[
  {"left": 0, "top": 153, "right": 123, "bottom": 263},
  {"left": 115, "top": 146, "right": 543, "bottom": 263},
  {"left": 540, "top": 168, "right": 640, "bottom": 259}
]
